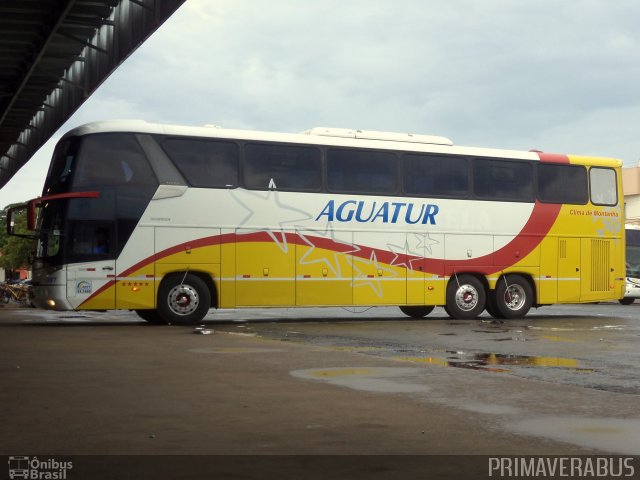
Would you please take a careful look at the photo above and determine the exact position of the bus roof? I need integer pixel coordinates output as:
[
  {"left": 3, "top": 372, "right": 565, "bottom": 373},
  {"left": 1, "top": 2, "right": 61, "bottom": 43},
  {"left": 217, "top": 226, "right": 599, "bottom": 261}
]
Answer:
[{"left": 61, "top": 119, "right": 621, "bottom": 166}]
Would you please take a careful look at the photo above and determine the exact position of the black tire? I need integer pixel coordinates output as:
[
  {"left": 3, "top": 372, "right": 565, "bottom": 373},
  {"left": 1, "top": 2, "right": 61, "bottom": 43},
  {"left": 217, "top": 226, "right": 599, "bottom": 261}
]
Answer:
[
  {"left": 495, "top": 274, "right": 533, "bottom": 319},
  {"left": 619, "top": 297, "right": 635, "bottom": 305},
  {"left": 443, "top": 305, "right": 454, "bottom": 318},
  {"left": 445, "top": 274, "right": 486, "bottom": 319},
  {"left": 135, "top": 309, "right": 166, "bottom": 324},
  {"left": 157, "top": 273, "right": 211, "bottom": 325},
  {"left": 399, "top": 305, "right": 435, "bottom": 319},
  {"left": 485, "top": 291, "right": 505, "bottom": 319}
]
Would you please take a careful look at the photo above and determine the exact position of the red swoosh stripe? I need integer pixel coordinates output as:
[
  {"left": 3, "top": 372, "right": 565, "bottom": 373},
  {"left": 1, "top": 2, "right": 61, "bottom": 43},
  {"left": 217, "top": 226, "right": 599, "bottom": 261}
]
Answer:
[{"left": 81, "top": 151, "right": 568, "bottom": 305}]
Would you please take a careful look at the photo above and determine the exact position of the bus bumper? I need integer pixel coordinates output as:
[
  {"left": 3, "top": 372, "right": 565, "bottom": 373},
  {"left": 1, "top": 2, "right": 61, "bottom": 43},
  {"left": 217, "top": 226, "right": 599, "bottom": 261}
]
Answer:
[
  {"left": 623, "top": 277, "right": 640, "bottom": 300},
  {"left": 32, "top": 268, "right": 73, "bottom": 310}
]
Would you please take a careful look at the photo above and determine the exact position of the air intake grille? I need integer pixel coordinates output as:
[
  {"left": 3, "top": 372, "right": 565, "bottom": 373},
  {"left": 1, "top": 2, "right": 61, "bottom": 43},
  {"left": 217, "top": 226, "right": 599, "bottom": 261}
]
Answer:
[
  {"left": 590, "top": 240, "right": 610, "bottom": 292},
  {"left": 559, "top": 239, "right": 567, "bottom": 259}
]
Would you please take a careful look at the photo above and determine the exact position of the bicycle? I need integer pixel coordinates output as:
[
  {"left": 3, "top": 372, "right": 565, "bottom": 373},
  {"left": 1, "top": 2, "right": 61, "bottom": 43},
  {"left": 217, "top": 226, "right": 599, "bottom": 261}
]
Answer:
[{"left": 0, "top": 282, "right": 32, "bottom": 305}]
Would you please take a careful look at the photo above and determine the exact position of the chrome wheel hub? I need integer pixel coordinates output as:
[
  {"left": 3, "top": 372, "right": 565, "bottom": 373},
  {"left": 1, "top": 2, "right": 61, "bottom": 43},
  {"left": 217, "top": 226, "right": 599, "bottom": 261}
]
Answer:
[
  {"left": 504, "top": 284, "right": 526, "bottom": 311},
  {"left": 455, "top": 284, "right": 479, "bottom": 311},
  {"left": 167, "top": 284, "right": 199, "bottom": 316}
]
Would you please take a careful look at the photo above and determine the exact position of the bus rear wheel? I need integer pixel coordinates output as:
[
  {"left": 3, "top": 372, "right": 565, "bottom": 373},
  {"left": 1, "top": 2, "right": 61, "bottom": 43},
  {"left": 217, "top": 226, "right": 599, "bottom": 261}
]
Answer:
[
  {"left": 399, "top": 305, "right": 435, "bottom": 319},
  {"left": 495, "top": 274, "right": 533, "bottom": 319},
  {"left": 158, "top": 273, "right": 211, "bottom": 325},
  {"left": 446, "top": 275, "right": 486, "bottom": 319},
  {"left": 619, "top": 297, "right": 635, "bottom": 305},
  {"left": 484, "top": 293, "right": 505, "bottom": 319}
]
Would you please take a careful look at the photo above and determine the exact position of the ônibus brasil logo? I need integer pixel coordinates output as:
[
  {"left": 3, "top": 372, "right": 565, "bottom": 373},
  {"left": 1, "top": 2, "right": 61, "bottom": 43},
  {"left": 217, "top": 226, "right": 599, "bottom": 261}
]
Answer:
[{"left": 8, "top": 456, "right": 73, "bottom": 479}]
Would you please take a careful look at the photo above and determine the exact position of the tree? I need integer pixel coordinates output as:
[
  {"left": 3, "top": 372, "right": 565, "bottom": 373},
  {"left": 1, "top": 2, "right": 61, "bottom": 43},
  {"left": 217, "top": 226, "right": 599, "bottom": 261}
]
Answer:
[{"left": 0, "top": 204, "right": 34, "bottom": 275}]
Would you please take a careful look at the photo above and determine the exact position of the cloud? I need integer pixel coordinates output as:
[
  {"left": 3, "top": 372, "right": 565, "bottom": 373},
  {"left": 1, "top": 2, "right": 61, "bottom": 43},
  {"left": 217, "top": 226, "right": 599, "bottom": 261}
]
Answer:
[{"left": 2, "top": 0, "right": 640, "bottom": 209}]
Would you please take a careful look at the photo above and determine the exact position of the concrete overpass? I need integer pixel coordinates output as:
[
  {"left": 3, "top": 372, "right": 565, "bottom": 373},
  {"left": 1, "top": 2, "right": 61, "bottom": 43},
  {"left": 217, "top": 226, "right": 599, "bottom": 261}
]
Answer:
[{"left": 0, "top": 0, "right": 185, "bottom": 192}]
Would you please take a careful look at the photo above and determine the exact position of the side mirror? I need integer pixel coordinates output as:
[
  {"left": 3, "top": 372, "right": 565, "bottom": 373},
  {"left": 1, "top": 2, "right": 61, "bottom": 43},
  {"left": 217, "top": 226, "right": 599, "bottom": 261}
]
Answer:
[{"left": 6, "top": 205, "right": 36, "bottom": 239}]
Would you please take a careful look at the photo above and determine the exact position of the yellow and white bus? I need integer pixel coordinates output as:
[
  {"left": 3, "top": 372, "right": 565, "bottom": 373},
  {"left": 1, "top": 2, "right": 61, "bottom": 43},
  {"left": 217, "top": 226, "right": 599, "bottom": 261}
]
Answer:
[{"left": 8, "top": 120, "right": 625, "bottom": 324}]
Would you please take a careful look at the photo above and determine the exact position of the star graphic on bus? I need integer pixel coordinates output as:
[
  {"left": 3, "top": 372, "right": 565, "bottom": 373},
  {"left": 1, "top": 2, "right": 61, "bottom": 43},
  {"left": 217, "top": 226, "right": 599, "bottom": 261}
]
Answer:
[
  {"left": 387, "top": 234, "right": 424, "bottom": 271},
  {"left": 386, "top": 233, "right": 441, "bottom": 271},
  {"left": 231, "top": 189, "right": 313, "bottom": 253},
  {"left": 297, "top": 224, "right": 361, "bottom": 278},
  {"left": 350, "top": 250, "right": 399, "bottom": 298},
  {"left": 417, "top": 232, "right": 441, "bottom": 255}
]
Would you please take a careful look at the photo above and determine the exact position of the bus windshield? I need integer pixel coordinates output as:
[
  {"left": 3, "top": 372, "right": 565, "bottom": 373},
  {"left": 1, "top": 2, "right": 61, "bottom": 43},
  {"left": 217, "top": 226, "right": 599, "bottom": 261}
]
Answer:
[
  {"left": 35, "top": 200, "right": 65, "bottom": 259},
  {"left": 43, "top": 137, "right": 79, "bottom": 196},
  {"left": 33, "top": 133, "right": 159, "bottom": 265}
]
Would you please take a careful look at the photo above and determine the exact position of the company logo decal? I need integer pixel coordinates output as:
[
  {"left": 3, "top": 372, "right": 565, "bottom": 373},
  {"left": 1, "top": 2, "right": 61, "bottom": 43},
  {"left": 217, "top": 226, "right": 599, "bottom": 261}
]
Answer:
[
  {"left": 76, "top": 281, "right": 92, "bottom": 295},
  {"left": 8, "top": 456, "right": 73, "bottom": 479},
  {"left": 315, "top": 200, "right": 439, "bottom": 225}
]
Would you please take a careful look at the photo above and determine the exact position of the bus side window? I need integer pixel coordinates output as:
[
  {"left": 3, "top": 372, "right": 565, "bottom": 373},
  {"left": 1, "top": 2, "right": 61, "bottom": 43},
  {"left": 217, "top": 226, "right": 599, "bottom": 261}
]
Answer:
[
  {"left": 161, "top": 138, "right": 239, "bottom": 188},
  {"left": 243, "top": 143, "right": 321, "bottom": 191},
  {"left": 590, "top": 167, "right": 617, "bottom": 206},
  {"left": 69, "top": 223, "right": 114, "bottom": 258},
  {"left": 537, "top": 163, "right": 588, "bottom": 204},
  {"left": 403, "top": 153, "right": 468, "bottom": 198},
  {"left": 327, "top": 148, "right": 397, "bottom": 195},
  {"left": 473, "top": 158, "right": 533, "bottom": 202}
]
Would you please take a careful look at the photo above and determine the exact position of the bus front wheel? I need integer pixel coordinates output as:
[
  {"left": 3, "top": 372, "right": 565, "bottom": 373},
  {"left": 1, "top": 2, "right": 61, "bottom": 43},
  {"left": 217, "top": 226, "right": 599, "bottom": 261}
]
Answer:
[
  {"left": 158, "top": 273, "right": 211, "bottom": 325},
  {"left": 399, "top": 305, "right": 435, "bottom": 319},
  {"left": 135, "top": 309, "right": 166, "bottom": 324},
  {"left": 446, "top": 275, "right": 486, "bottom": 319},
  {"left": 495, "top": 274, "right": 533, "bottom": 319}
]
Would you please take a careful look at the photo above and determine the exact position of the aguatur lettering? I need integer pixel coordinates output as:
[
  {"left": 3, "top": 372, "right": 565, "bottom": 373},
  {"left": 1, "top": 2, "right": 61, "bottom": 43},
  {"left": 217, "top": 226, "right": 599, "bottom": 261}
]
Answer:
[{"left": 315, "top": 200, "right": 439, "bottom": 225}]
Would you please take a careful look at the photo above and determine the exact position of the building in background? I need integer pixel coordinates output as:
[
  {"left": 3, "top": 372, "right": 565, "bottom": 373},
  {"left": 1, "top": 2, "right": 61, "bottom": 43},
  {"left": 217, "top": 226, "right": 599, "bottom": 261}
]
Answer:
[{"left": 623, "top": 166, "right": 640, "bottom": 224}]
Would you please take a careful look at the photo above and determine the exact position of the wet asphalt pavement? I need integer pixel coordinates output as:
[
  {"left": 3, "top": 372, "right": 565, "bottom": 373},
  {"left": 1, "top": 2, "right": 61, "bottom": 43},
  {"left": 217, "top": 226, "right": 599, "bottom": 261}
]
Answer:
[
  {"left": 1, "top": 301, "right": 640, "bottom": 477},
  {"left": 213, "top": 302, "right": 640, "bottom": 396}
]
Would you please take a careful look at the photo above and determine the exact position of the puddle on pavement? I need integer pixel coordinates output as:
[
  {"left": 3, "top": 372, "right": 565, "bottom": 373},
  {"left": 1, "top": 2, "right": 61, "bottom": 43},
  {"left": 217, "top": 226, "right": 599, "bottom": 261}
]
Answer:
[
  {"left": 326, "top": 346, "right": 387, "bottom": 352},
  {"left": 188, "top": 347, "right": 284, "bottom": 354},
  {"left": 509, "top": 416, "right": 640, "bottom": 455},
  {"left": 394, "top": 352, "right": 582, "bottom": 373},
  {"left": 291, "top": 367, "right": 430, "bottom": 394},
  {"left": 527, "top": 324, "right": 627, "bottom": 333}
]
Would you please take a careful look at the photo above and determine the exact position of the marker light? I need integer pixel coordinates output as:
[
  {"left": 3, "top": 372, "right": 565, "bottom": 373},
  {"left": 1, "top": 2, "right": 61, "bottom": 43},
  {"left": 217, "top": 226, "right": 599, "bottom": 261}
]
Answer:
[{"left": 47, "top": 299, "right": 56, "bottom": 308}]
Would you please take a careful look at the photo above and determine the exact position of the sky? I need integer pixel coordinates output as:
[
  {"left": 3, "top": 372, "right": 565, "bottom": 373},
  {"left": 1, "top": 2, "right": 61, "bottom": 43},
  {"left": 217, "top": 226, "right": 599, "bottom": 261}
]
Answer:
[{"left": 2, "top": 0, "right": 640, "bottom": 210}]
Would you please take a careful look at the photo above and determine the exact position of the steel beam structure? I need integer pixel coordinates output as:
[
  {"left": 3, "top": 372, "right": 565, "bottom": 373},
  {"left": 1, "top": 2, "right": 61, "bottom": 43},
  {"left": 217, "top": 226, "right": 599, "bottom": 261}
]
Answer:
[{"left": 0, "top": 0, "right": 185, "bottom": 191}]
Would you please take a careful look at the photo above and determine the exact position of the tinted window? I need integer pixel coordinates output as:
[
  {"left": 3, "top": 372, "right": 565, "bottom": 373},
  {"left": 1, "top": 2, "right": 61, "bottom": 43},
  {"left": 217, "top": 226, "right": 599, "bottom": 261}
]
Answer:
[
  {"left": 244, "top": 143, "right": 321, "bottom": 191},
  {"left": 403, "top": 153, "right": 468, "bottom": 197},
  {"left": 71, "top": 133, "right": 160, "bottom": 258},
  {"left": 627, "top": 229, "right": 640, "bottom": 247},
  {"left": 43, "top": 138, "right": 78, "bottom": 195},
  {"left": 162, "top": 138, "right": 239, "bottom": 188},
  {"left": 35, "top": 202, "right": 64, "bottom": 259},
  {"left": 626, "top": 229, "right": 640, "bottom": 277},
  {"left": 537, "top": 164, "right": 587, "bottom": 204},
  {"left": 327, "top": 149, "right": 397, "bottom": 194},
  {"left": 473, "top": 158, "right": 533, "bottom": 201},
  {"left": 73, "top": 134, "right": 157, "bottom": 188},
  {"left": 590, "top": 167, "right": 617, "bottom": 206},
  {"left": 68, "top": 222, "right": 115, "bottom": 257}
]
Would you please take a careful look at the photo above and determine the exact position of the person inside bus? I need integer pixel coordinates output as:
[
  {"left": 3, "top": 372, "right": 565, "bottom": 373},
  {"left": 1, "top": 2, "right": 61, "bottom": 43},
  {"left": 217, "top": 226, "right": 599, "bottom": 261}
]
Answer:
[{"left": 91, "top": 228, "right": 110, "bottom": 254}]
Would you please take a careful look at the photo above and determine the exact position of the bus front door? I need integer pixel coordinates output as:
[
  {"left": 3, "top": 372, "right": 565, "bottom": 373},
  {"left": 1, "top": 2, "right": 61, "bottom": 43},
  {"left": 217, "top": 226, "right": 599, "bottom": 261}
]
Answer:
[
  {"left": 65, "top": 222, "right": 116, "bottom": 310},
  {"left": 66, "top": 259, "right": 116, "bottom": 309}
]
